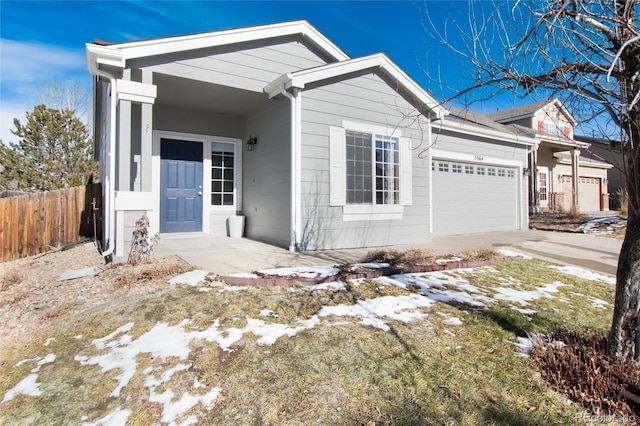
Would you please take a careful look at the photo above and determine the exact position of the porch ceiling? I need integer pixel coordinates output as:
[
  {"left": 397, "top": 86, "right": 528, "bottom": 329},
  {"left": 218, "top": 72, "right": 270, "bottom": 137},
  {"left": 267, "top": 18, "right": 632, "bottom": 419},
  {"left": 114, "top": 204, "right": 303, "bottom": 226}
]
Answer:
[{"left": 153, "top": 73, "right": 270, "bottom": 115}]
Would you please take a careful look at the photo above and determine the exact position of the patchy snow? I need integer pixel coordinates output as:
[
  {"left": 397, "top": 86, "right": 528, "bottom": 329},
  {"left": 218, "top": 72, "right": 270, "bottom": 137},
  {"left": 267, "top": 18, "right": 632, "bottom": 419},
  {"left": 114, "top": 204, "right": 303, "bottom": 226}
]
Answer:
[
  {"left": 306, "top": 281, "right": 347, "bottom": 291},
  {"left": 218, "top": 286, "right": 249, "bottom": 292},
  {"left": 44, "top": 337, "right": 55, "bottom": 346},
  {"left": 232, "top": 265, "right": 340, "bottom": 279},
  {"left": 168, "top": 270, "right": 209, "bottom": 287},
  {"left": 497, "top": 248, "right": 532, "bottom": 260},
  {"left": 318, "top": 294, "right": 434, "bottom": 331},
  {"left": 351, "top": 263, "right": 391, "bottom": 270},
  {"left": 259, "top": 309, "right": 278, "bottom": 317},
  {"left": 589, "top": 297, "right": 611, "bottom": 309},
  {"left": 81, "top": 407, "right": 132, "bottom": 426},
  {"left": 493, "top": 281, "right": 566, "bottom": 306},
  {"left": 443, "top": 317, "right": 463, "bottom": 326},
  {"left": 579, "top": 215, "right": 624, "bottom": 235},
  {"left": 549, "top": 265, "right": 616, "bottom": 285},
  {"left": 3, "top": 353, "right": 56, "bottom": 403}
]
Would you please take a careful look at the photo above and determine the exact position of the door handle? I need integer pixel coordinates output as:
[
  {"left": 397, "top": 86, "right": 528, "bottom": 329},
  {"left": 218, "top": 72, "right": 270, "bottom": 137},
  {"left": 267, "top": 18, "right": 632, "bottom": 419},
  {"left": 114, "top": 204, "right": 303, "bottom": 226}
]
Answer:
[{"left": 198, "top": 191, "right": 202, "bottom": 196}]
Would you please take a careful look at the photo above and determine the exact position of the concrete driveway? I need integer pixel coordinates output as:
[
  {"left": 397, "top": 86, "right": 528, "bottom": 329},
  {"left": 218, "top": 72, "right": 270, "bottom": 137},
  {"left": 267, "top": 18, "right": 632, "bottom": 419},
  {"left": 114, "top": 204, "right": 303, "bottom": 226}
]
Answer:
[{"left": 154, "top": 229, "right": 622, "bottom": 277}]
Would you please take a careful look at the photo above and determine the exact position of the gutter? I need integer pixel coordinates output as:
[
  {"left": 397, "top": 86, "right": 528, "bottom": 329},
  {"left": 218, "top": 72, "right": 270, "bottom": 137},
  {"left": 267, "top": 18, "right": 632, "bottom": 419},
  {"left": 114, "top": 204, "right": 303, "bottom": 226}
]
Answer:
[
  {"left": 278, "top": 85, "right": 301, "bottom": 251},
  {"left": 87, "top": 53, "right": 118, "bottom": 258}
]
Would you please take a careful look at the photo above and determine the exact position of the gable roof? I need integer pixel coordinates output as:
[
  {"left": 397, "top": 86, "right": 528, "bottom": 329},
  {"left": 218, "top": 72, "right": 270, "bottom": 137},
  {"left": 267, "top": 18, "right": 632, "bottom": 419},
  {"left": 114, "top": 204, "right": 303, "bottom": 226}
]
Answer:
[
  {"left": 488, "top": 98, "right": 577, "bottom": 126},
  {"left": 87, "top": 20, "right": 349, "bottom": 68},
  {"left": 264, "top": 53, "right": 447, "bottom": 119}
]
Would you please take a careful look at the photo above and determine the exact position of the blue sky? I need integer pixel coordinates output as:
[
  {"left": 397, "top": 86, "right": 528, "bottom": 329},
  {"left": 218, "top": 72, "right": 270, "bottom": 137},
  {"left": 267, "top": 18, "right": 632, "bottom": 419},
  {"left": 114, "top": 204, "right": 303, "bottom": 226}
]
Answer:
[{"left": 0, "top": 0, "right": 540, "bottom": 145}]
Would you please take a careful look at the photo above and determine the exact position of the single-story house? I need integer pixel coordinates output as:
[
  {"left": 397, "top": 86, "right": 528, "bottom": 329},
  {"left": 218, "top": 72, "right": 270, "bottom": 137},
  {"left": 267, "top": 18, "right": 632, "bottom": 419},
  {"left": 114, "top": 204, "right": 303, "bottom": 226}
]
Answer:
[
  {"left": 86, "top": 21, "right": 534, "bottom": 258},
  {"left": 488, "top": 99, "right": 612, "bottom": 213}
]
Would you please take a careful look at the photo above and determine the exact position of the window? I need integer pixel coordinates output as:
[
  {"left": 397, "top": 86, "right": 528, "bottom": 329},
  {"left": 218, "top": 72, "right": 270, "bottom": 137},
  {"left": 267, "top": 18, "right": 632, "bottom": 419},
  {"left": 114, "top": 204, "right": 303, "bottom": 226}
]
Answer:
[
  {"left": 488, "top": 167, "right": 496, "bottom": 176},
  {"left": 346, "top": 130, "right": 399, "bottom": 205},
  {"left": 498, "top": 168, "right": 506, "bottom": 177},
  {"left": 507, "top": 169, "right": 515, "bottom": 178},
  {"left": 211, "top": 142, "right": 235, "bottom": 206},
  {"left": 329, "top": 124, "right": 411, "bottom": 215},
  {"left": 477, "top": 166, "right": 485, "bottom": 175},
  {"left": 438, "top": 162, "right": 449, "bottom": 172},
  {"left": 452, "top": 163, "right": 462, "bottom": 173},
  {"left": 465, "top": 165, "right": 474, "bottom": 174}
]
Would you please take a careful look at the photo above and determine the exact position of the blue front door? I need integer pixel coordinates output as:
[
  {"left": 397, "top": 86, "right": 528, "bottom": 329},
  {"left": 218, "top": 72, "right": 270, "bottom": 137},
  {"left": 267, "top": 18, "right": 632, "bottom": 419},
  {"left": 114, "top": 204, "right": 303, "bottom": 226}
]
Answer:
[{"left": 160, "top": 138, "right": 203, "bottom": 233}]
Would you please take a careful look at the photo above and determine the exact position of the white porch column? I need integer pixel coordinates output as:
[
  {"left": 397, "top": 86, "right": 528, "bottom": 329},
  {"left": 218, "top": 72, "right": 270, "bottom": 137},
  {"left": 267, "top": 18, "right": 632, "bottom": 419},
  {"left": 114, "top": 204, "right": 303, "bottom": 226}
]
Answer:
[
  {"left": 140, "top": 69, "right": 154, "bottom": 191},
  {"left": 571, "top": 149, "right": 580, "bottom": 211}
]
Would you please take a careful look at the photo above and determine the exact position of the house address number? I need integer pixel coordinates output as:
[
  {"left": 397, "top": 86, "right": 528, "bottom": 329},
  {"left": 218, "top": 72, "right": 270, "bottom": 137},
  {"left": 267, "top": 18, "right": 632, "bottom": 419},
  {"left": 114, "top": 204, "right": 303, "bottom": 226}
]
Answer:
[{"left": 474, "top": 155, "right": 484, "bottom": 162}]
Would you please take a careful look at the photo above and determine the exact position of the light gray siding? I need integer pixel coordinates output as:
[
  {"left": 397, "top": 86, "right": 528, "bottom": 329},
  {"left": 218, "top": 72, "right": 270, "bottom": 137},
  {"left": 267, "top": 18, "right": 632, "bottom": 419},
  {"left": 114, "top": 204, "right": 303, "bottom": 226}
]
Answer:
[
  {"left": 242, "top": 98, "right": 291, "bottom": 247},
  {"left": 300, "top": 74, "right": 432, "bottom": 250},
  {"left": 136, "top": 39, "right": 328, "bottom": 92},
  {"left": 154, "top": 105, "right": 242, "bottom": 138}
]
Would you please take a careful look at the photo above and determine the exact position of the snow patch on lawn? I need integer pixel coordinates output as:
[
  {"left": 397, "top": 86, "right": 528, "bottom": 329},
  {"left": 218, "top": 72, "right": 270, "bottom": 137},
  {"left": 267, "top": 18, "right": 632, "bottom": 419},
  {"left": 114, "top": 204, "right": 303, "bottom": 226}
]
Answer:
[
  {"left": 2, "top": 353, "right": 56, "bottom": 403},
  {"left": 318, "top": 294, "right": 434, "bottom": 331},
  {"left": 549, "top": 265, "right": 616, "bottom": 285},
  {"left": 231, "top": 265, "right": 340, "bottom": 279},
  {"left": 81, "top": 407, "right": 132, "bottom": 426},
  {"left": 306, "top": 281, "right": 347, "bottom": 291},
  {"left": 493, "top": 281, "right": 566, "bottom": 306}
]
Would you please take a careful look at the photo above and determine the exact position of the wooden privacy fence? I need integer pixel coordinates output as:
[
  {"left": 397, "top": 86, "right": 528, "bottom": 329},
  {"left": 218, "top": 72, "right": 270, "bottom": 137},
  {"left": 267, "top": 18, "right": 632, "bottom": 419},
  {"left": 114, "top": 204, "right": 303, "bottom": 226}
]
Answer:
[{"left": 0, "top": 184, "right": 102, "bottom": 262}]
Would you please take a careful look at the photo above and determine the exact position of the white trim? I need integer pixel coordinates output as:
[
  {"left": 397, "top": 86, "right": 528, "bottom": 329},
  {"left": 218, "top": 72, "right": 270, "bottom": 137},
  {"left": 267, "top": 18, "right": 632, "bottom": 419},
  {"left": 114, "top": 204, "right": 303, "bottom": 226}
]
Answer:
[
  {"left": 427, "top": 123, "right": 433, "bottom": 234},
  {"left": 265, "top": 54, "right": 447, "bottom": 119},
  {"left": 116, "top": 79, "right": 157, "bottom": 104},
  {"left": 89, "top": 21, "right": 348, "bottom": 66},
  {"left": 342, "top": 120, "right": 402, "bottom": 138},
  {"left": 430, "top": 149, "right": 523, "bottom": 168},
  {"left": 116, "top": 211, "right": 125, "bottom": 258}
]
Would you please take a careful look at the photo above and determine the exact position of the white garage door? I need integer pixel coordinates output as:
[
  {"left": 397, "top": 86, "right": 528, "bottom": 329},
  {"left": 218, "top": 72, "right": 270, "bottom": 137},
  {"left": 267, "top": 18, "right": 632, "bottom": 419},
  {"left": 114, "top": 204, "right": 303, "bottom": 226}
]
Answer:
[{"left": 432, "top": 160, "right": 520, "bottom": 236}]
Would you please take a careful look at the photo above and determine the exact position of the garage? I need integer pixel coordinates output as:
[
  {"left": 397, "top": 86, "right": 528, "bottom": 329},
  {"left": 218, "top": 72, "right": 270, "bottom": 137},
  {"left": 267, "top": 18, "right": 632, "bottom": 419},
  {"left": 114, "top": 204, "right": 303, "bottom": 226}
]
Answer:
[
  {"left": 432, "top": 159, "right": 520, "bottom": 235},
  {"left": 559, "top": 176, "right": 602, "bottom": 211}
]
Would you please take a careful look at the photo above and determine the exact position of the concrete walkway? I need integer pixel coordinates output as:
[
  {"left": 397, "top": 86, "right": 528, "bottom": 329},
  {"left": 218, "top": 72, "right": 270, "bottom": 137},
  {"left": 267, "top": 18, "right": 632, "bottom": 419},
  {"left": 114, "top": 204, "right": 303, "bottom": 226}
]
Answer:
[{"left": 154, "top": 229, "right": 622, "bottom": 276}]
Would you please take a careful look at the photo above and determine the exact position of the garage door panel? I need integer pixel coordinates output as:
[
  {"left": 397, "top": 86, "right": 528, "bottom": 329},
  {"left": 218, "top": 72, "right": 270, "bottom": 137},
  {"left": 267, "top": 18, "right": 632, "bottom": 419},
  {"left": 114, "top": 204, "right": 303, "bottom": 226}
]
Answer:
[{"left": 433, "top": 160, "right": 519, "bottom": 236}]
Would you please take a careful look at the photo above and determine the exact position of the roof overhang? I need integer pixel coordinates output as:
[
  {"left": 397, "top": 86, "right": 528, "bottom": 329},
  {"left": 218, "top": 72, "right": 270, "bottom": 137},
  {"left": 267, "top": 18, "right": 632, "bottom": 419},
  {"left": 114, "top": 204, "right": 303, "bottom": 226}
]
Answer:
[
  {"left": 553, "top": 152, "right": 613, "bottom": 169},
  {"left": 433, "top": 117, "right": 537, "bottom": 147},
  {"left": 86, "top": 20, "right": 349, "bottom": 71},
  {"left": 264, "top": 53, "right": 447, "bottom": 119},
  {"left": 539, "top": 136, "right": 588, "bottom": 151}
]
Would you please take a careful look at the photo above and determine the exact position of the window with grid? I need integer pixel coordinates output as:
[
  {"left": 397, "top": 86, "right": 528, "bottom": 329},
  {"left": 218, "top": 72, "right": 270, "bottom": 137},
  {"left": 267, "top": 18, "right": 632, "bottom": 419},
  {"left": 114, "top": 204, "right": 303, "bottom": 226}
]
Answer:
[
  {"left": 452, "top": 164, "right": 462, "bottom": 173},
  {"left": 507, "top": 170, "right": 515, "bottom": 178},
  {"left": 498, "top": 169, "right": 506, "bottom": 177},
  {"left": 211, "top": 142, "right": 235, "bottom": 206},
  {"left": 477, "top": 166, "right": 485, "bottom": 175},
  {"left": 375, "top": 135, "right": 399, "bottom": 204},
  {"left": 346, "top": 131, "right": 399, "bottom": 205},
  {"left": 465, "top": 165, "right": 474, "bottom": 174},
  {"left": 438, "top": 162, "right": 449, "bottom": 172},
  {"left": 488, "top": 167, "right": 496, "bottom": 176}
]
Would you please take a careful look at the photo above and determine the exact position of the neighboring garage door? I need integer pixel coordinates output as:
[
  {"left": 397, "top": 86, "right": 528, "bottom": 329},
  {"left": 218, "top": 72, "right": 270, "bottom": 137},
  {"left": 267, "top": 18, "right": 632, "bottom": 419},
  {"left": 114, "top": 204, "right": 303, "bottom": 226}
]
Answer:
[
  {"left": 432, "top": 159, "right": 519, "bottom": 236},
  {"left": 560, "top": 176, "right": 602, "bottom": 211}
]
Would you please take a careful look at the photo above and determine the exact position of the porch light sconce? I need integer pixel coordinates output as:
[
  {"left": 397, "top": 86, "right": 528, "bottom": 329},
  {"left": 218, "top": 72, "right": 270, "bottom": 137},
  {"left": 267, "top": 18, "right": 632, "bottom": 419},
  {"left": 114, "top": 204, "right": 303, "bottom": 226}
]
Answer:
[
  {"left": 523, "top": 168, "right": 531, "bottom": 177},
  {"left": 246, "top": 135, "right": 258, "bottom": 151}
]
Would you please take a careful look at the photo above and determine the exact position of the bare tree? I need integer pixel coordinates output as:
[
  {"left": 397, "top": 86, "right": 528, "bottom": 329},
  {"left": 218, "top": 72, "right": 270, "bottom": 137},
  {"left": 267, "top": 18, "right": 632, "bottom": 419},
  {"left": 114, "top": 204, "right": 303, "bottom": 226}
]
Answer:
[
  {"left": 34, "top": 78, "right": 92, "bottom": 126},
  {"left": 424, "top": 0, "right": 640, "bottom": 362}
]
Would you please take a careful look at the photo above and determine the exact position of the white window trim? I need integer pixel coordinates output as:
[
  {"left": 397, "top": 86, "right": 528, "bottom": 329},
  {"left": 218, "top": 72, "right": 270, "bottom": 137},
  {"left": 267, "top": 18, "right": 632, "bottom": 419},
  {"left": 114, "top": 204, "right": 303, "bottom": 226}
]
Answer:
[
  {"left": 209, "top": 139, "right": 243, "bottom": 212},
  {"left": 331, "top": 121, "right": 412, "bottom": 221}
]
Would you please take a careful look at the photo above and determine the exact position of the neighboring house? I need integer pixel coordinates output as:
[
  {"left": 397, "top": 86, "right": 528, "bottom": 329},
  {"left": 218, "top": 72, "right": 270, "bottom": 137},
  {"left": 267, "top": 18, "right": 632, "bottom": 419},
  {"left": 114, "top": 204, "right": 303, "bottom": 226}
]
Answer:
[
  {"left": 575, "top": 134, "right": 626, "bottom": 210},
  {"left": 86, "top": 21, "right": 534, "bottom": 258},
  {"left": 488, "top": 99, "right": 612, "bottom": 213}
]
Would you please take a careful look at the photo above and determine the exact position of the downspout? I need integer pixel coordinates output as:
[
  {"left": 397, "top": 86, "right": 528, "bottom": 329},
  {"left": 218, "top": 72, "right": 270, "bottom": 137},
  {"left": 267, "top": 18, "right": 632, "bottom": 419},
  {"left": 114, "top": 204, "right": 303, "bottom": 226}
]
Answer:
[
  {"left": 279, "top": 85, "right": 300, "bottom": 251},
  {"left": 88, "top": 58, "right": 118, "bottom": 258}
]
